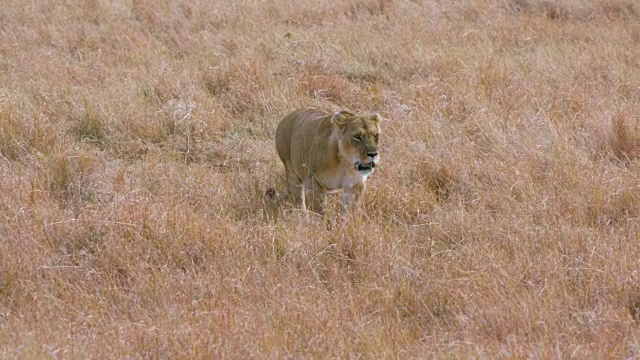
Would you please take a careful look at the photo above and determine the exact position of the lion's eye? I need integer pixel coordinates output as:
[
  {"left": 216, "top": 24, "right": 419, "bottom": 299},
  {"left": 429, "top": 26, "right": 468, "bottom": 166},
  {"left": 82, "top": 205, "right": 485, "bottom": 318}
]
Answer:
[
  {"left": 374, "top": 134, "right": 379, "bottom": 142},
  {"left": 352, "top": 135, "right": 362, "bottom": 142}
]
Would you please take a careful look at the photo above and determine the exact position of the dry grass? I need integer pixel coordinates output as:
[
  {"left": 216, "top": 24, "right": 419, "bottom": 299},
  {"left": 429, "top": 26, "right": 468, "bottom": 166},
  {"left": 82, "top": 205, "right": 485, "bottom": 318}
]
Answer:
[{"left": 0, "top": 0, "right": 639, "bottom": 358}]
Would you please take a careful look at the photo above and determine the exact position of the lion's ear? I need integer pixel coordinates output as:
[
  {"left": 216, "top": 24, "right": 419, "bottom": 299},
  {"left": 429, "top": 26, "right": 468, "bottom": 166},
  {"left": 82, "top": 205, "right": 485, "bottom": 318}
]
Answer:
[
  {"left": 370, "top": 113, "right": 382, "bottom": 125},
  {"left": 331, "top": 110, "right": 354, "bottom": 128}
]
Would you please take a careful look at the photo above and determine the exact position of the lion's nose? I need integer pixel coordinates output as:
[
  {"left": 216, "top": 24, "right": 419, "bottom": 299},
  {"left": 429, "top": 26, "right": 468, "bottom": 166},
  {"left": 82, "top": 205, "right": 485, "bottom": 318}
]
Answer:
[{"left": 366, "top": 152, "right": 378, "bottom": 158}]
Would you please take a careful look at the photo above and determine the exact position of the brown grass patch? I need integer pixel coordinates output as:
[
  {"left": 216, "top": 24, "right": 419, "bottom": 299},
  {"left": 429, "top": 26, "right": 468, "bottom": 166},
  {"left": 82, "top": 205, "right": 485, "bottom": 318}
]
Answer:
[{"left": 0, "top": 0, "right": 639, "bottom": 358}]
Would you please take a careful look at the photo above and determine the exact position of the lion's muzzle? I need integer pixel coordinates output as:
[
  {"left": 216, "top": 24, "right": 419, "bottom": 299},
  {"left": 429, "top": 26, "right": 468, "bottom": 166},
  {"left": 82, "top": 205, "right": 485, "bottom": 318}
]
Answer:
[
  {"left": 355, "top": 151, "right": 379, "bottom": 173},
  {"left": 355, "top": 161, "right": 376, "bottom": 173}
]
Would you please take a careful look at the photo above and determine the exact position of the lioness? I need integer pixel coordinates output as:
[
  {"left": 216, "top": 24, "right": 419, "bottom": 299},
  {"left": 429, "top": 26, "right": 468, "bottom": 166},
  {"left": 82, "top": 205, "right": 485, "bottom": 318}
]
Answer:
[{"left": 275, "top": 107, "right": 381, "bottom": 216}]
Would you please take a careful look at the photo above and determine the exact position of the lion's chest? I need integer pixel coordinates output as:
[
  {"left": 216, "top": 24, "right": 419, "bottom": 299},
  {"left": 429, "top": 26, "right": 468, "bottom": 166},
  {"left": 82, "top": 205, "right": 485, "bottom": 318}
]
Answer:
[{"left": 319, "top": 168, "right": 371, "bottom": 191}]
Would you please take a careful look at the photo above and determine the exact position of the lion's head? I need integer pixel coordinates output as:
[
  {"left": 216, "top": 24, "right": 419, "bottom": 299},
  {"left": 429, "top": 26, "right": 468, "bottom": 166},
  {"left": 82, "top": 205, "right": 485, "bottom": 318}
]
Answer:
[{"left": 331, "top": 111, "right": 381, "bottom": 175}]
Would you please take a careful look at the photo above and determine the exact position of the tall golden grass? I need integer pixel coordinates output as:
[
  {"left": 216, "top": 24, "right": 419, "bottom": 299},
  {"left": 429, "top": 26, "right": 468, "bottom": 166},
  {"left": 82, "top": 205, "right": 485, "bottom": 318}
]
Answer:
[{"left": 0, "top": 0, "right": 638, "bottom": 357}]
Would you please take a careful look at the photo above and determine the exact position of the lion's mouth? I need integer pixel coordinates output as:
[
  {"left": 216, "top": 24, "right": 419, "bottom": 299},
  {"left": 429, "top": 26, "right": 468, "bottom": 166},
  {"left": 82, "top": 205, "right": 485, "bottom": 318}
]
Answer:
[{"left": 355, "top": 161, "right": 376, "bottom": 173}]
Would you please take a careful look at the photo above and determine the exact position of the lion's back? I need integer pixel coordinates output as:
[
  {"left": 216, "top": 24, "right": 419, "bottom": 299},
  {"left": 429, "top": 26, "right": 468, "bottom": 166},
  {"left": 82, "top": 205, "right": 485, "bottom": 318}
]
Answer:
[{"left": 275, "top": 107, "right": 328, "bottom": 167}]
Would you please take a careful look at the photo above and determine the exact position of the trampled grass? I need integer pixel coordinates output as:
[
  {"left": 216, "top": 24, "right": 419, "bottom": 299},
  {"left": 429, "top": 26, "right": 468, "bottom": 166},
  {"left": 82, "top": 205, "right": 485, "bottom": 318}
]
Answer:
[{"left": 0, "top": 0, "right": 638, "bottom": 358}]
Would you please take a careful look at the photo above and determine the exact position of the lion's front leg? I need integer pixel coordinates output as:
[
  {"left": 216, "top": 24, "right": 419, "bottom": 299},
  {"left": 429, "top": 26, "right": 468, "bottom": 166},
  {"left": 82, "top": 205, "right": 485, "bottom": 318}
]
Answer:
[
  {"left": 341, "top": 183, "right": 366, "bottom": 221},
  {"left": 287, "top": 173, "right": 306, "bottom": 211},
  {"left": 307, "top": 179, "right": 326, "bottom": 215}
]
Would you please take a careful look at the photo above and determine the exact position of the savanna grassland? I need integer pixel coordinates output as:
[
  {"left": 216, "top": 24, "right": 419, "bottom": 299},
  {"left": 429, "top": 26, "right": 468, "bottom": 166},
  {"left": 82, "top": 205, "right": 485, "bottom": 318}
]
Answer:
[{"left": 0, "top": 0, "right": 639, "bottom": 358}]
